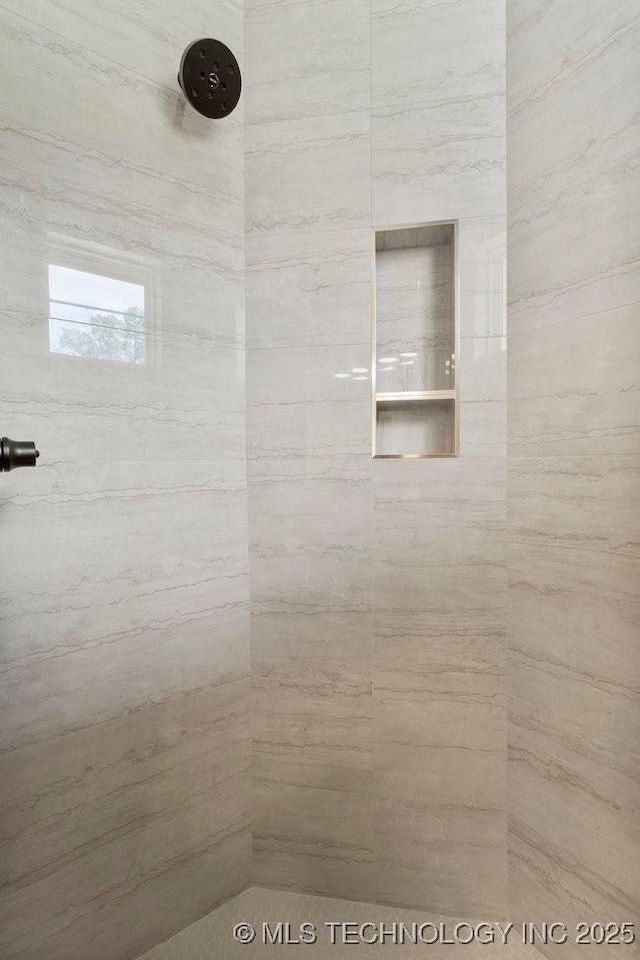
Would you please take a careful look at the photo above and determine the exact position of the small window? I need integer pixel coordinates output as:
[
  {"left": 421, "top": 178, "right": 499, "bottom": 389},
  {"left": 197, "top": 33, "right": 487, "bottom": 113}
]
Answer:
[{"left": 48, "top": 264, "right": 146, "bottom": 364}]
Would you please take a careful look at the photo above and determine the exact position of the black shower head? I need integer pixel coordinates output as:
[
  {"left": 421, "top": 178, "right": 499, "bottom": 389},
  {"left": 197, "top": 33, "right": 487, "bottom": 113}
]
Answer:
[{"left": 178, "top": 38, "right": 241, "bottom": 119}]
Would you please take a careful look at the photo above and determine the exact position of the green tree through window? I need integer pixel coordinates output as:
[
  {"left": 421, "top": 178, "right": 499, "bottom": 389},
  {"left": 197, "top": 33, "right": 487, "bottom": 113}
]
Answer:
[{"left": 57, "top": 306, "right": 145, "bottom": 363}]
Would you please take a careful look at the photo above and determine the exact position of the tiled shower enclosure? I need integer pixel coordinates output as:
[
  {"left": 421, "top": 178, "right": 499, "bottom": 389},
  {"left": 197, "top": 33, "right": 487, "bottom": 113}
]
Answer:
[{"left": 0, "top": 0, "right": 638, "bottom": 959}]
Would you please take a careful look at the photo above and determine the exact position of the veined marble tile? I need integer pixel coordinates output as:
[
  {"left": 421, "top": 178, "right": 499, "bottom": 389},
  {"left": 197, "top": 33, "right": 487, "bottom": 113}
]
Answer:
[
  {"left": 509, "top": 456, "right": 640, "bottom": 560},
  {"left": 509, "top": 820, "right": 640, "bottom": 960},
  {"left": 375, "top": 608, "right": 505, "bottom": 705},
  {"left": 508, "top": 3, "right": 639, "bottom": 946},
  {"left": 509, "top": 702, "right": 640, "bottom": 928},
  {"left": 373, "top": 94, "right": 506, "bottom": 226},
  {"left": 375, "top": 697, "right": 505, "bottom": 809},
  {"left": 374, "top": 490, "right": 506, "bottom": 596},
  {"left": 246, "top": 110, "right": 371, "bottom": 236},
  {"left": 0, "top": 681, "right": 251, "bottom": 960},
  {"left": 252, "top": 604, "right": 372, "bottom": 691},
  {"left": 373, "top": 690, "right": 506, "bottom": 916},
  {"left": 246, "top": 0, "right": 370, "bottom": 123},
  {"left": 508, "top": 5, "right": 640, "bottom": 336},
  {"left": 252, "top": 676, "right": 373, "bottom": 793},
  {"left": 0, "top": 13, "right": 244, "bottom": 237},
  {"left": 0, "top": 159, "right": 244, "bottom": 272},
  {"left": 373, "top": 458, "right": 506, "bottom": 613},
  {"left": 0, "top": 190, "right": 246, "bottom": 463},
  {"left": 4, "top": 199, "right": 245, "bottom": 395},
  {"left": 509, "top": 457, "right": 639, "bottom": 732},
  {"left": 459, "top": 402, "right": 507, "bottom": 458},
  {"left": 3, "top": 345, "right": 246, "bottom": 464},
  {"left": 373, "top": 0, "right": 505, "bottom": 111},
  {"left": 246, "top": 230, "right": 372, "bottom": 349},
  {"left": 509, "top": 307, "right": 640, "bottom": 457},
  {"left": 509, "top": 546, "right": 640, "bottom": 754},
  {"left": 4, "top": 337, "right": 246, "bottom": 463},
  {"left": 507, "top": 0, "right": 639, "bottom": 118},
  {"left": 249, "top": 472, "right": 372, "bottom": 611},
  {"left": 459, "top": 218, "right": 506, "bottom": 338},
  {"left": 376, "top": 797, "right": 507, "bottom": 916},
  {"left": 1, "top": 460, "right": 249, "bottom": 750},
  {"left": 373, "top": 455, "right": 507, "bottom": 502},
  {"left": 247, "top": 344, "right": 372, "bottom": 467},
  {"left": 253, "top": 780, "right": 375, "bottom": 902},
  {"left": 0, "top": 0, "right": 248, "bottom": 954},
  {"left": 8, "top": 0, "right": 243, "bottom": 92},
  {"left": 459, "top": 337, "right": 507, "bottom": 403}
]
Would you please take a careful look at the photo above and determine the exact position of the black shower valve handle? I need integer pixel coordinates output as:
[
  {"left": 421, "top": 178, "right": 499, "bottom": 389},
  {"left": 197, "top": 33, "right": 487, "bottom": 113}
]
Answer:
[{"left": 0, "top": 437, "right": 40, "bottom": 472}]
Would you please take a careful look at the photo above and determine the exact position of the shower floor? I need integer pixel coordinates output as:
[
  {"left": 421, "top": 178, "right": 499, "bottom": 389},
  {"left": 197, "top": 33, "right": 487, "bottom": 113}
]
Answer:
[{"left": 137, "top": 887, "right": 543, "bottom": 960}]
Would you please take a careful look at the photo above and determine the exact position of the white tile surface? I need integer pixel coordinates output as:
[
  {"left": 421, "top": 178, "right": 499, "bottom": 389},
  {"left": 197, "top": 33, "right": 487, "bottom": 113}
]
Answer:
[
  {"left": 373, "top": 0, "right": 505, "bottom": 110},
  {"left": 0, "top": 0, "right": 250, "bottom": 956},
  {"left": 246, "top": 110, "right": 371, "bottom": 236},
  {"left": 507, "top": 0, "right": 640, "bottom": 948},
  {"left": 246, "top": 0, "right": 370, "bottom": 123},
  {"left": 245, "top": 0, "right": 507, "bottom": 912}
]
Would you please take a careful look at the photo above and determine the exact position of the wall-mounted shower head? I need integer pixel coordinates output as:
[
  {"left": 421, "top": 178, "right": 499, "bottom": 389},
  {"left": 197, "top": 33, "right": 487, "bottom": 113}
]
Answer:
[{"left": 178, "top": 39, "right": 241, "bottom": 119}]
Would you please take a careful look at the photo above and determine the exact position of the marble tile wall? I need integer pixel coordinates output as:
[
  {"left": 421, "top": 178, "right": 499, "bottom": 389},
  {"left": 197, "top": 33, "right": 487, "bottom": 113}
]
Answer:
[
  {"left": 246, "top": 0, "right": 507, "bottom": 913},
  {"left": 245, "top": 0, "right": 374, "bottom": 894},
  {"left": 0, "top": 2, "right": 250, "bottom": 959},
  {"left": 507, "top": 0, "right": 640, "bottom": 953}
]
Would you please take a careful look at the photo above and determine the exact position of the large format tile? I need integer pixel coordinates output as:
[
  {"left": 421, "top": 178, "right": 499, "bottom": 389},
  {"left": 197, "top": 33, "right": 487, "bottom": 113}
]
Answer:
[
  {"left": 510, "top": 701, "right": 640, "bottom": 923},
  {"left": 376, "top": 799, "right": 507, "bottom": 916},
  {"left": 508, "top": 0, "right": 640, "bottom": 949},
  {"left": 246, "top": 0, "right": 370, "bottom": 123},
  {"left": 458, "top": 337, "right": 507, "bottom": 458},
  {"left": 253, "top": 781, "right": 375, "bottom": 902},
  {"left": 0, "top": 171, "right": 246, "bottom": 465},
  {"left": 0, "top": 168, "right": 244, "bottom": 329},
  {"left": 246, "top": 230, "right": 372, "bottom": 349},
  {"left": 509, "top": 308, "right": 640, "bottom": 457},
  {"left": 2, "top": 0, "right": 243, "bottom": 93},
  {"left": 249, "top": 472, "right": 372, "bottom": 610},
  {"left": 243, "top": 0, "right": 507, "bottom": 918},
  {"left": 509, "top": 695, "right": 640, "bottom": 959},
  {"left": 0, "top": 1, "right": 248, "bottom": 957},
  {"left": 1, "top": 457, "right": 248, "bottom": 754},
  {"left": 247, "top": 345, "right": 371, "bottom": 468},
  {"left": 373, "top": 460, "right": 506, "bottom": 614},
  {"left": 508, "top": 2, "right": 640, "bottom": 336},
  {"left": 252, "top": 676, "right": 372, "bottom": 794},
  {"left": 508, "top": 454, "right": 640, "bottom": 751},
  {"left": 373, "top": 94, "right": 506, "bottom": 226},
  {"left": 246, "top": 111, "right": 371, "bottom": 236},
  {"left": 0, "top": 681, "right": 251, "bottom": 960},
  {"left": 373, "top": 455, "right": 508, "bottom": 915},
  {"left": 459, "top": 218, "right": 507, "bottom": 339},
  {"left": 373, "top": 0, "right": 505, "bottom": 110},
  {"left": 374, "top": 694, "right": 507, "bottom": 914},
  {"left": 509, "top": 547, "right": 640, "bottom": 752},
  {"left": 0, "top": 13, "right": 244, "bottom": 237}
]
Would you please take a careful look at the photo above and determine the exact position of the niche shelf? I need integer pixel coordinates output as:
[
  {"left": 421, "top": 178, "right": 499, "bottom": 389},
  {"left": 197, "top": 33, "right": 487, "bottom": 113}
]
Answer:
[{"left": 372, "top": 221, "right": 458, "bottom": 458}]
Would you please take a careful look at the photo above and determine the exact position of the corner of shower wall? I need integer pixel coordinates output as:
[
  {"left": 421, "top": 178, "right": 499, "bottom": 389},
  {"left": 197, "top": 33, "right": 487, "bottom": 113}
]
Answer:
[{"left": 245, "top": 0, "right": 508, "bottom": 917}]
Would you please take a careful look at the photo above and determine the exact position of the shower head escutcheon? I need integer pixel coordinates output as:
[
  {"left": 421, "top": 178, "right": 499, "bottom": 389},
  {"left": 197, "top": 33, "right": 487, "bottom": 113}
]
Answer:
[{"left": 178, "top": 39, "right": 242, "bottom": 119}]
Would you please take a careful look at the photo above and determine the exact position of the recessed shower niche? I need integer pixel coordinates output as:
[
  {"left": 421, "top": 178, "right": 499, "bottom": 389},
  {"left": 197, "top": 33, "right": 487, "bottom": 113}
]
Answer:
[{"left": 373, "top": 222, "right": 458, "bottom": 457}]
